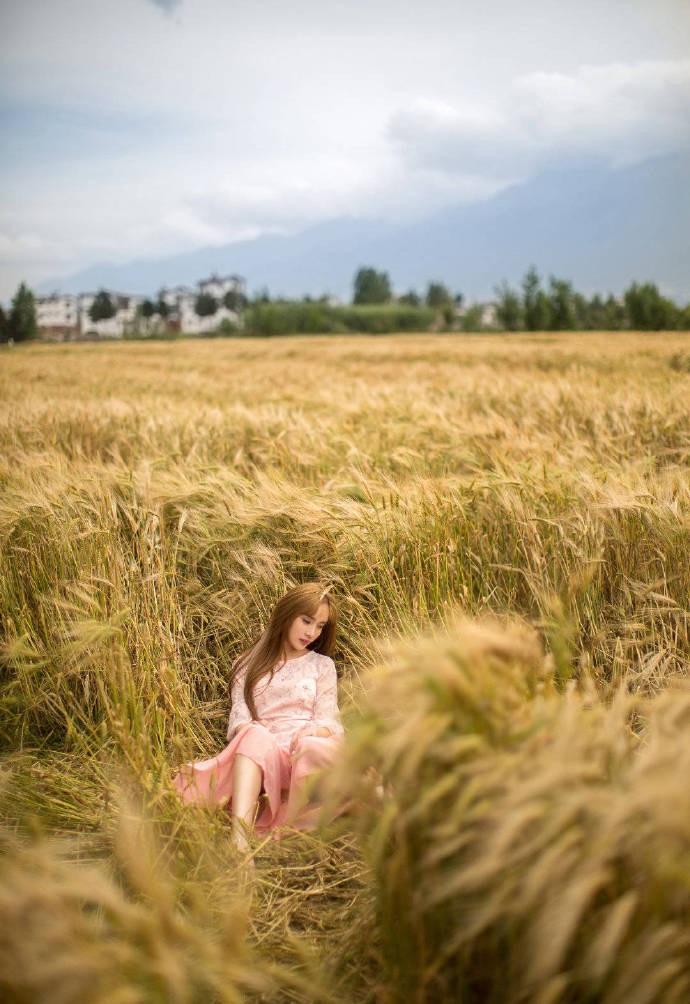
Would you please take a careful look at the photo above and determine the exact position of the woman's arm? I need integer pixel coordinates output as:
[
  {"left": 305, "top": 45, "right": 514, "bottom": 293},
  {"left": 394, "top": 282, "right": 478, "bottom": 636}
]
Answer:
[
  {"left": 227, "top": 663, "right": 252, "bottom": 742},
  {"left": 312, "top": 656, "right": 344, "bottom": 738}
]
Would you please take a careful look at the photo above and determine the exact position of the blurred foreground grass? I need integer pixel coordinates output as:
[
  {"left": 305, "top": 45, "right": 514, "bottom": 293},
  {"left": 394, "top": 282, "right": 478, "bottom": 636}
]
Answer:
[{"left": 1, "top": 333, "right": 689, "bottom": 1002}]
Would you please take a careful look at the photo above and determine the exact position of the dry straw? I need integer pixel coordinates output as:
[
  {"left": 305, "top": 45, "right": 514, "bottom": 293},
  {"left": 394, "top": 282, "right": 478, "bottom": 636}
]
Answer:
[
  {"left": 329, "top": 618, "right": 690, "bottom": 1003},
  {"left": 1, "top": 333, "right": 689, "bottom": 1001}
]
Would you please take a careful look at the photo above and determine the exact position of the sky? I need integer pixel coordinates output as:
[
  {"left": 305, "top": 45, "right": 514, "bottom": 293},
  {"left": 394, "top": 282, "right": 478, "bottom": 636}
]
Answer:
[{"left": 1, "top": 0, "right": 689, "bottom": 301}]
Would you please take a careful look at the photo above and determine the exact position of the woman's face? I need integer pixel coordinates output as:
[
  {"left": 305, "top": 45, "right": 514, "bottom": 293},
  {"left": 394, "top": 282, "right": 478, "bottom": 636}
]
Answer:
[{"left": 285, "top": 602, "right": 330, "bottom": 656}]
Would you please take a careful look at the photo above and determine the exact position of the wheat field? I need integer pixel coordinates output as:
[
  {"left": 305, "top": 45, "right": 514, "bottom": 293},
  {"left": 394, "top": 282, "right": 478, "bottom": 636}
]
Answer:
[{"left": 1, "top": 332, "right": 690, "bottom": 1003}]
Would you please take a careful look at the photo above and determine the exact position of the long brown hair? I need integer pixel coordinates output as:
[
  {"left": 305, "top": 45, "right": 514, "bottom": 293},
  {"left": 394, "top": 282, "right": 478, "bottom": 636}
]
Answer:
[{"left": 230, "top": 582, "right": 337, "bottom": 720}]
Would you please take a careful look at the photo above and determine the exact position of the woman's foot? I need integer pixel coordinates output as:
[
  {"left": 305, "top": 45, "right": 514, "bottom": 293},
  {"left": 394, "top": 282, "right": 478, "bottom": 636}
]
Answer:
[{"left": 231, "top": 816, "right": 253, "bottom": 853}]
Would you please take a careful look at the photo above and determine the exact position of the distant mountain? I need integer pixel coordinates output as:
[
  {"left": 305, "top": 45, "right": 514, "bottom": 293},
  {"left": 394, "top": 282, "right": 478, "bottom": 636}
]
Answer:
[{"left": 40, "top": 153, "right": 690, "bottom": 302}]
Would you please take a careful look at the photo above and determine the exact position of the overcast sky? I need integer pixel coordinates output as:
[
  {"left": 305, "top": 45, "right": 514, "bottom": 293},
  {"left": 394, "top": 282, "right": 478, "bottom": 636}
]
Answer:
[{"left": 1, "top": 0, "right": 689, "bottom": 300}]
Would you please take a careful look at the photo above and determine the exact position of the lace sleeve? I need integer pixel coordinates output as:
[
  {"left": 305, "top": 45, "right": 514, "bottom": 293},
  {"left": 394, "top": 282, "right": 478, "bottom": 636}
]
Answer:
[
  {"left": 227, "top": 662, "right": 252, "bottom": 742},
  {"left": 313, "top": 656, "right": 344, "bottom": 738}
]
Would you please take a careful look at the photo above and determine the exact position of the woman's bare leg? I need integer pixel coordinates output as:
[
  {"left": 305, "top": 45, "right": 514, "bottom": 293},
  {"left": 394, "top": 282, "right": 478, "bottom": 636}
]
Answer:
[{"left": 231, "top": 753, "right": 263, "bottom": 852}]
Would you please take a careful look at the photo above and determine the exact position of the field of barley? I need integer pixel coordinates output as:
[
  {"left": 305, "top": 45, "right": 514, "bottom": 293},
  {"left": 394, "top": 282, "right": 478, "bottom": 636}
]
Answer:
[{"left": 2, "top": 332, "right": 690, "bottom": 1003}]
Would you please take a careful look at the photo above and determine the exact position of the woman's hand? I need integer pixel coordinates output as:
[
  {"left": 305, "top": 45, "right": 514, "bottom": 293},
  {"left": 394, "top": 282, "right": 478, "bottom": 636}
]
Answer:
[
  {"left": 230, "top": 719, "right": 271, "bottom": 740},
  {"left": 289, "top": 725, "right": 331, "bottom": 754}
]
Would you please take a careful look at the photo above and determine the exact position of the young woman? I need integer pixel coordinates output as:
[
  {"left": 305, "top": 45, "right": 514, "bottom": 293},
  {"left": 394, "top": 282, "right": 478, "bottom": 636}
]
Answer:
[{"left": 173, "top": 583, "right": 343, "bottom": 849}]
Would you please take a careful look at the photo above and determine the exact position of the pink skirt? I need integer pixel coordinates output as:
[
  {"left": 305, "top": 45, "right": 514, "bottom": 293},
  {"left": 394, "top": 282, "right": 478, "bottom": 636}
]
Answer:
[{"left": 172, "top": 722, "right": 343, "bottom": 832}]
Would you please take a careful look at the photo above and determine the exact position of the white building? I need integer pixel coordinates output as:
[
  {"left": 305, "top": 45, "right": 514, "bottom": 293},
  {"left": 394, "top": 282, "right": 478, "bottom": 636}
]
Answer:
[
  {"left": 78, "top": 292, "right": 143, "bottom": 338},
  {"left": 36, "top": 294, "right": 79, "bottom": 338},
  {"left": 479, "top": 302, "right": 497, "bottom": 327},
  {"left": 158, "top": 275, "right": 245, "bottom": 334},
  {"left": 158, "top": 285, "right": 195, "bottom": 311},
  {"left": 35, "top": 272, "right": 247, "bottom": 341},
  {"left": 178, "top": 297, "right": 240, "bottom": 335},
  {"left": 198, "top": 273, "right": 245, "bottom": 301}
]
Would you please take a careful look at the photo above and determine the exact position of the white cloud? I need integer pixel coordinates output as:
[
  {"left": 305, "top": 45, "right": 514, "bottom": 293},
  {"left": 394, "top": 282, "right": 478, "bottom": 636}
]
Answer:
[
  {"left": 0, "top": 232, "right": 49, "bottom": 262},
  {"left": 389, "top": 60, "right": 690, "bottom": 178},
  {"left": 184, "top": 158, "right": 508, "bottom": 238},
  {"left": 2, "top": 0, "right": 689, "bottom": 299}
]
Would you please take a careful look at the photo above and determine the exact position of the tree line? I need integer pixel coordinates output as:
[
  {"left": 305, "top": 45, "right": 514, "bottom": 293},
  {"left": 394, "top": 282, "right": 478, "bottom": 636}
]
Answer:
[
  {"left": 351, "top": 265, "right": 690, "bottom": 331},
  {"left": 84, "top": 288, "right": 249, "bottom": 323},
  {"left": 492, "top": 267, "right": 690, "bottom": 331},
  {"left": 221, "top": 267, "right": 690, "bottom": 335},
  {"left": 3, "top": 267, "right": 690, "bottom": 342}
]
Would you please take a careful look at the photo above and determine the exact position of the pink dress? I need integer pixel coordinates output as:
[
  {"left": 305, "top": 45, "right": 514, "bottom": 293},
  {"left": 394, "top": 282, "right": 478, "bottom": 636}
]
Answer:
[{"left": 173, "top": 650, "right": 344, "bottom": 832}]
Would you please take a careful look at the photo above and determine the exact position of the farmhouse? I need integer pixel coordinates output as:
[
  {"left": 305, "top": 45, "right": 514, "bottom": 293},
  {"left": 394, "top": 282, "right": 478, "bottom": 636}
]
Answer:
[
  {"left": 158, "top": 274, "right": 246, "bottom": 334},
  {"left": 35, "top": 294, "right": 79, "bottom": 339},
  {"left": 36, "top": 273, "right": 247, "bottom": 339},
  {"left": 78, "top": 292, "right": 143, "bottom": 338},
  {"left": 198, "top": 273, "right": 244, "bottom": 300},
  {"left": 479, "top": 302, "right": 497, "bottom": 327}
]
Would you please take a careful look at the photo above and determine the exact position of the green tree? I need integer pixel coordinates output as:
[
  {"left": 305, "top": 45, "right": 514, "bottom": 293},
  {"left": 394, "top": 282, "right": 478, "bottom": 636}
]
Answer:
[
  {"left": 601, "top": 295, "right": 626, "bottom": 330},
  {"left": 573, "top": 292, "right": 592, "bottom": 329},
  {"left": 547, "top": 277, "right": 577, "bottom": 330},
  {"left": 9, "top": 282, "right": 38, "bottom": 341},
  {"left": 223, "top": 289, "right": 247, "bottom": 312},
  {"left": 442, "top": 303, "right": 456, "bottom": 328},
  {"left": 522, "top": 266, "right": 550, "bottom": 331},
  {"left": 353, "top": 267, "right": 391, "bottom": 305},
  {"left": 575, "top": 292, "right": 624, "bottom": 331},
  {"left": 623, "top": 282, "right": 678, "bottom": 330},
  {"left": 195, "top": 293, "right": 218, "bottom": 317},
  {"left": 580, "top": 293, "right": 603, "bottom": 330},
  {"left": 0, "top": 304, "right": 9, "bottom": 343},
  {"left": 425, "top": 281, "right": 452, "bottom": 309},
  {"left": 89, "top": 290, "right": 115, "bottom": 323},
  {"left": 461, "top": 304, "right": 484, "bottom": 332},
  {"left": 140, "top": 299, "right": 156, "bottom": 319},
  {"left": 494, "top": 280, "right": 522, "bottom": 330},
  {"left": 398, "top": 290, "right": 421, "bottom": 307},
  {"left": 217, "top": 317, "right": 239, "bottom": 334}
]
